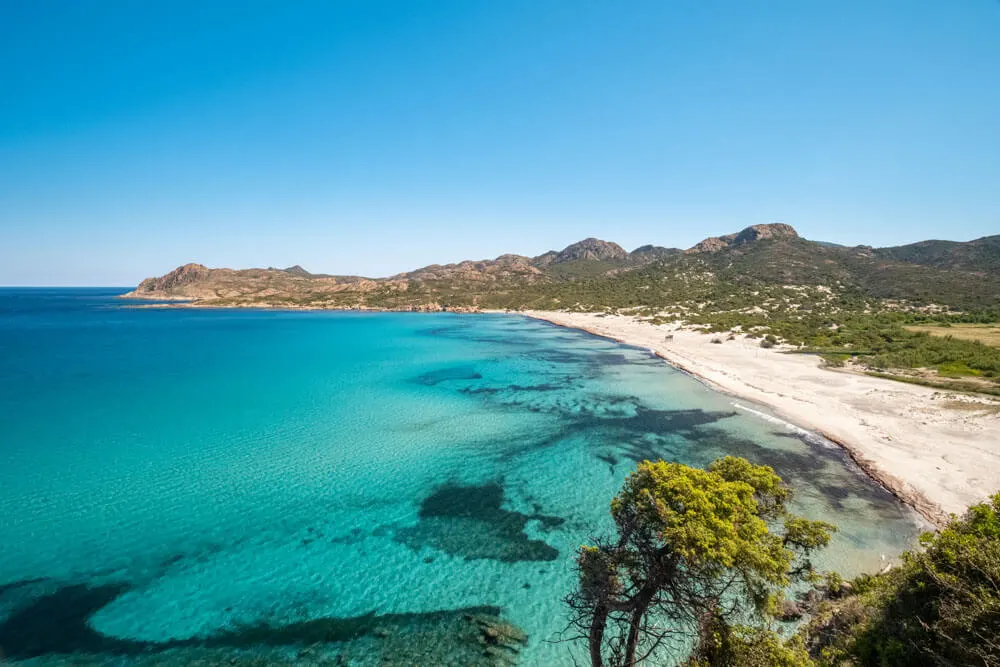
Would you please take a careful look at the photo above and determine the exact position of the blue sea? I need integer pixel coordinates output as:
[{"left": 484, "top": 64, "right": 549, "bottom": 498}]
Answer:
[{"left": 0, "top": 289, "right": 923, "bottom": 665}]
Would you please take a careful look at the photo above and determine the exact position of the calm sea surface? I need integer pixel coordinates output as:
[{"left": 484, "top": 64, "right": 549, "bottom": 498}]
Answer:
[{"left": 0, "top": 289, "right": 922, "bottom": 665}]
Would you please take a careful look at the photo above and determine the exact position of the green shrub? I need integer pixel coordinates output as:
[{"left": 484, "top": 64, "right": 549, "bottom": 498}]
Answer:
[{"left": 803, "top": 494, "right": 1000, "bottom": 666}]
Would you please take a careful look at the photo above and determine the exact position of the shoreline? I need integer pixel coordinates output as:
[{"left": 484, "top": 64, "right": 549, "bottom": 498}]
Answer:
[
  {"left": 113, "top": 297, "right": 998, "bottom": 527},
  {"left": 117, "top": 295, "right": 482, "bottom": 313},
  {"left": 523, "top": 311, "right": 1000, "bottom": 528},
  {"left": 533, "top": 317, "right": 932, "bottom": 518}
]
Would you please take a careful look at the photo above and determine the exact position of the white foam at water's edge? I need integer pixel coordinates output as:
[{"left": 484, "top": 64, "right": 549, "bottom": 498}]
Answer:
[{"left": 732, "top": 402, "right": 838, "bottom": 449}]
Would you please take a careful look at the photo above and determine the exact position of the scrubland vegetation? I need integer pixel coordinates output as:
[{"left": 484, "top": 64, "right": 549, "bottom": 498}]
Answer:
[
  {"left": 486, "top": 266, "right": 1000, "bottom": 393},
  {"left": 574, "top": 457, "right": 1000, "bottom": 667},
  {"left": 800, "top": 492, "right": 1000, "bottom": 667}
]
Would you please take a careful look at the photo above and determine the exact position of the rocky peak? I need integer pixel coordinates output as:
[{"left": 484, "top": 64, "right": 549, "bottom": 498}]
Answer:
[
  {"left": 733, "top": 223, "right": 799, "bottom": 244},
  {"left": 136, "top": 263, "right": 210, "bottom": 292},
  {"left": 855, "top": 245, "right": 875, "bottom": 257},
  {"left": 687, "top": 224, "right": 799, "bottom": 253},
  {"left": 493, "top": 253, "right": 533, "bottom": 265},
  {"left": 283, "top": 265, "right": 311, "bottom": 276},
  {"left": 552, "top": 238, "right": 628, "bottom": 263}
]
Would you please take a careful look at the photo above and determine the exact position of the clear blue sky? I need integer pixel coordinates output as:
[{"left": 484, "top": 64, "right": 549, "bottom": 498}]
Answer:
[{"left": 2, "top": 1, "right": 998, "bottom": 285}]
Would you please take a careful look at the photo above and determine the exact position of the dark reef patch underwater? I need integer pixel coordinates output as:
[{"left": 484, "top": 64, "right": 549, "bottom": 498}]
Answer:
[
  {"left": 394, "top": 481, "right": 565, "bottom": 562},
  {"left": 0, "top": 577, "right": 520, "bottom": 665},
  {"left": 0, "top": 289, "right": 924, "bottom": 665}
]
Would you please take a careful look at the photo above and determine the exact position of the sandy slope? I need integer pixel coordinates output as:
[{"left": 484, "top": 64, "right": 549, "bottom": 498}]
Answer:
[{"left": 524, "top": 311, "right": 1000, "bottom": 526}]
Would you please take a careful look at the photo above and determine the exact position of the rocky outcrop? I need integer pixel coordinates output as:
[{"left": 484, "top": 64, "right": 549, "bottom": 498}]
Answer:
[
  {"left": 777, "top": 598, "right": 804, "bottom": 621},
  {"left": 122, "top": 263, "right": 365, "bottom": 301},
  {"left": 394, "top": 254, "right": 543, "bottom": 282},
  {"left": 530, "top": 251, "right": 559, "bottom": 267},
  {"left": 629, "top": 245, "right": 679, "bottom": 263},
  {"left": 132, "top": 263, "right": 211, "bottom": 294},
  {"left": 687, "top": 223, "right": 800, "bottom": 254},
  {"left": 550, "top": 238, "right": 628, "bottom": 264},
  {"left": 395, "top": 238, "right": 632, "bottom": 282},
  {"left": 688, "top": 235, "right": 735, "bottom": 253},
  {"left": 734, "top": 223, "right": 799, "bottom": 244}
]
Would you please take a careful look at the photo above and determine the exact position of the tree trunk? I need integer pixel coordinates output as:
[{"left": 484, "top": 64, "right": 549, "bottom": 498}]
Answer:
[
  {"left": 622, "top": 607, "right": 643, "bottom": 666},
  {"left": 623, "top": 585, "right": 655, "bottom": 666},
  {"left": 589, "top": 603, "right": 609, "bottom": 667}
]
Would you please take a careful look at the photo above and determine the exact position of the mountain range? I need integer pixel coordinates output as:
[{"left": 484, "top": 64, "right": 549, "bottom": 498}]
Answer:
[{"left": 124, "top": 224, "right": 1000, "bottom": 312}]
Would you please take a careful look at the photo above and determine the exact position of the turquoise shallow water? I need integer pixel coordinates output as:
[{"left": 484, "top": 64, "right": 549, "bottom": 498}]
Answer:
[{"left": 0, "top": 289, "right": 923, "bottom": 665}]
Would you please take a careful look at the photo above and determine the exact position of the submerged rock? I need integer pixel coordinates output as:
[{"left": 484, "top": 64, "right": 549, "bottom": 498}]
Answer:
[
  {"left": 0, "top": 587, "right": 525, "bottom": 667},
  {"left": 778, "top": 599, "right": 804, "bottom": 621},
  {"left": 394, "top": 481, "right": 563, "bottom": 562}
]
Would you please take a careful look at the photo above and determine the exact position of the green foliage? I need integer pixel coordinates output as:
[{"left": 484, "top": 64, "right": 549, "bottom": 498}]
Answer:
[
  {"left": 874, "top": 234, "right": 1000, "bottom": 274},
  {"left": 862, "top": 330, "right": 1000, "bottom": 376},
  {"left": 823, "top": 571, "right": 844, "bottom": 597},
  {"left": 699, "top": 311, "right": 1000, "bottom": 385},
  {"left": 569, "top": 457, "right": 835, "bottom": 666},
  {"left": 577, "top": 545, "right": 622, "bottom": 603},
  {"left": 472, "top": 243, "right": 1000, "bottom": 386},
  {"left": 803, "top": 494, "right": 1000, "bottom": 666},
  {"left": 609, "top": 460, "right": 791, "bottom": 582},
  {"left": 726, "top": 627, "right": 815, "bottom": 667},
  {"left": 707, "top": 455, "right": 791, "bottom": 517},
  {"left": 910, "top": 306, "right": 1000, "bottom": 324},
  {"left": 820, "top": 353, "right": 849, "bottom": 368},
  {"left": 783, "top": 516, "right": 836, "bottom": 552},
  {"left": 865, "top": 371, "right": 1000, "bottom": 397},
  {"left": 689, "top": 623, "right": 816, "bottom": 667},
  {"left": 512, "top": 236, "right": 1000, "bottom": 312}
]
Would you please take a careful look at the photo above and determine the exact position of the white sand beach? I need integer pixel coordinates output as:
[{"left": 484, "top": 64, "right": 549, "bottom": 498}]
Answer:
[{"left": 524, "top": 311, "right": 1000, "bottom": 526}]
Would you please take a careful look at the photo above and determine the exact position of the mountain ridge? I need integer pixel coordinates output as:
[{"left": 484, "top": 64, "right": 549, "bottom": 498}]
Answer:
[
  {"left": 123, "top": 224, "right": 1000, "bottom": 311},
  {"left": 872, "top": 234, "right": 1000, "bottom": 274},
  {"left": 686, "top": 223, "right": 799, "bottom": 253}
]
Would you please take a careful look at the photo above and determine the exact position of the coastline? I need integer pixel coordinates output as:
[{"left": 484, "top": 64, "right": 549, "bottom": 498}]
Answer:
[
  {"left": 117, "top": 293, "right": 482, "bottom": 313},
  {"left": 112, "top": 296, "right": 999, "bottom": 527},
  {"left": 523, "top": 311, "right": 1000, "bottom": 528}
]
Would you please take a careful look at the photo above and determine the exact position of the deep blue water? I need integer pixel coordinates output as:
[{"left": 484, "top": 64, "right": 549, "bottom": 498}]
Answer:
[{"left": 0, "top": 289, "right": 922, "bottom": 665}]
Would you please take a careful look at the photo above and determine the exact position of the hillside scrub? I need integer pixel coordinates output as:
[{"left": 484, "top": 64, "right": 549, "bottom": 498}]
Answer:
[
  {"left": 668, "top": 493, "right": 1000, "bottom": 666},
  {"left": 802, "top": 493, "right": 1000, "bottom": 666}
]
